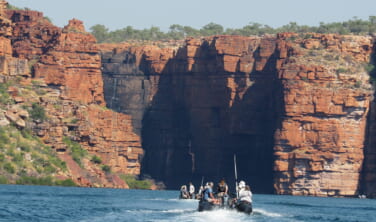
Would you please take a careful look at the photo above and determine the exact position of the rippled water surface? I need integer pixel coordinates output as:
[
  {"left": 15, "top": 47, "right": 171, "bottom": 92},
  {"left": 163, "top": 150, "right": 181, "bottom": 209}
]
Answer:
[{"left": 0, "top": 185, "right": 375, "bottom": 221}]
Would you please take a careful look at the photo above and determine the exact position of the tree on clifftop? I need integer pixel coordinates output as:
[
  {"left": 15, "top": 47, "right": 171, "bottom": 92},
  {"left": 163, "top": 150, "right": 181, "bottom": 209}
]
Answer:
[
  {"left": 200, "top": 22, "right": 224, "bottom": 36},
  {"left": 90, "top": 16, "right": 376, "bottom": 43},
  {"left": 90, "top": 24, "right": 109, "bottom": 43}
]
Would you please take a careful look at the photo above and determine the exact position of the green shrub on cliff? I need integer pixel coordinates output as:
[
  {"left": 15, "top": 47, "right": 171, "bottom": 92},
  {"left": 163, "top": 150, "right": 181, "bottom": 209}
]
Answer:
[
  {"left": 120, "top": 174, "right": 152, "bottom": 190},
  {"left": 15, "top": 176, "right": 77, "bottom": 187},
  {"left": 336, "top": 67, "right": 349, "bottom": 74},
  {"left": 91, "top": 155, "right": 102, "bottom": 164},
  {"left": 91, "top": 16, "right": 376, "bottom": 43},
  {"left": 0, "top": 128, "right": 10, "bottom": 147},
  {"left": 42, "top": 162, "right": 57, "bottom": 174},
  {"left": 29, "top": 103, "right": 47, "bottom": 121},
  {"left": 0, "top": 124, "right": 68, "bottom": 183},
  {"left": 47, "top": 155, "right": 67, "bottom": 171},
  {"left": 3, "top": 162, "right": 15, "bottom": 174},
  {"left": 63, "top": 137, "right": 87, "bottom": 166},
  {"left": 12, "top": 152, "right": 23, "bottom": 163},
  {"left": 0, "top": 175, "right": 8, "bottom": 184},
  {"left": 101, "top": 165, "right": 111, "bottom": 173},
  {"left": 6, "top": 4, "right": 22, "bottom": 10},
  {"left": 55, "top": 179, "right": 76, "bottom": 187},
  {"left": 0, "top": 82, "right": 13, "bottom": 106}
]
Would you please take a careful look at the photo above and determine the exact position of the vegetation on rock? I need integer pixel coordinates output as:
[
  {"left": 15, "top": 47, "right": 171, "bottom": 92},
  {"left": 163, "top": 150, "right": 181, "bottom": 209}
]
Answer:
[
  {"left": 91, "top": 155, "right": 102, "bottom": 164},
  {"left": 6, "top": 3, "right": 22, "bottom": 10},
  {"left": 101, "top": 164, "right": 111, "bottom": 173},
  {"left": 91, "top": 16, "right": 376, "bottom": 43},
  {"left": 0, "top": 77, "right": 68, "bottom": 186},
  {"left": 0, "top": 125, "right": 67, "bottom": 183},
  {"left": 29, "top": 103, "right": 47, "bottom": 121},
  {"left": 62, "top": 137, "right": 87, "bottom": 166},
  {"left": 119, "top": 174, "right": 152, "bottom": 190},
  {"left": 16, "top": 176, "right": 76, "bottom": 187},
  {"left": 0, "top": 175, "right": 7, "bottom": 184}
]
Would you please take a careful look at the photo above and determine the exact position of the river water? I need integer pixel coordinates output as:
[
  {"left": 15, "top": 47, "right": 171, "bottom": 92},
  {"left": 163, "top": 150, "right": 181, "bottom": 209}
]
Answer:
[{"left": 0, "top": 185, "right": 375, "bottom": 221}]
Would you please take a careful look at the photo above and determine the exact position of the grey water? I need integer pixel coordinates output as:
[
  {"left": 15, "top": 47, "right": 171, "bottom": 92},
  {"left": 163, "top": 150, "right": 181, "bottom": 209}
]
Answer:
[{"left": 0, "top": 185, "right": 375, "bottom": 222}]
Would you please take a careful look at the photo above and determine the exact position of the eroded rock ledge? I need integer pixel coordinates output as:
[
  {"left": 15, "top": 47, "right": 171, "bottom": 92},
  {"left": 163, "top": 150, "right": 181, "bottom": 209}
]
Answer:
[
  {"left": 2, "top": 8, "right": 143, "bottom": 188},
  {"left": 2, "top": 3, "right": 376, "bottom": 196},
  {"left": 100, "top": 33, "right": 375, "bottom": 197}
]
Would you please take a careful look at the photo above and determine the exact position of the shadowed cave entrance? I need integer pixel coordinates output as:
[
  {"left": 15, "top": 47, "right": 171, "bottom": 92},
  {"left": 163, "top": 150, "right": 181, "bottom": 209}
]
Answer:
[{"left": 139, "top": 39, "right": 282, "bottom": 193}]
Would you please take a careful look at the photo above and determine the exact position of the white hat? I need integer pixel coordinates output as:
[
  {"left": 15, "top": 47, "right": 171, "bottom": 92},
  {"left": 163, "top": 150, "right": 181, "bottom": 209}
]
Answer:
[{"left": 239, "top": 181, "right": 245, "bottom": 188}]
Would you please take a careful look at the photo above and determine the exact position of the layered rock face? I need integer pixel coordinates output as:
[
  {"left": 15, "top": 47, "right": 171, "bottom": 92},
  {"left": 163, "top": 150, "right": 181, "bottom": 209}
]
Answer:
[
  {"left": 363, "top": 41, "right": 376, "bottom": 198},
  {"left": 36, "top": 94, "right": 143, "bottom": 187},
  {"left": 101, "top": 34, "right": 375, "bottom": 196},
  {"left": 34, "top": 19, "right": 104, "bottom": 105},
  {"left": 0, "top": 7, "right": 29, "bottom": 79},
  {"left": 273, "top": 33, "right": 373, "bottom": 196},
  {"left": 3, "top": 8, "right": 143, "bottom": 188},
  {"left": 5, "top": 10, "right": 60, "bottom": 60},
  {"left": 101, "top": 36, "right": 281, "bottom": 191},
  {"left": 4, "top": 4, "right": 374, "bottom": 195},
  {"left": 6, "top": 11, "right": 104, "bottom": 105},
  {"left": 101, "top": 44, "right": 175, "bottom": 134}
]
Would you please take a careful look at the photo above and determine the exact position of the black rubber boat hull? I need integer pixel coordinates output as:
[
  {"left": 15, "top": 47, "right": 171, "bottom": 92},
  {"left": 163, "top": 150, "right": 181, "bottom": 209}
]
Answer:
[
  {"left": 235, "top": 201, "right": 252, "bottom": 214},
  {"left": 198, "top": 197, "right": 252, "bottom": 215},
  {"left": 198, "top": 200, "right": 217, "bottom": 211}
]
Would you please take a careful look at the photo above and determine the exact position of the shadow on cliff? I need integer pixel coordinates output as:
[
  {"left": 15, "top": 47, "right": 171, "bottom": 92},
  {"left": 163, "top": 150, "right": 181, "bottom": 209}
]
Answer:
[
  {"left": 140, "top": 47, "right": 193, "bottom": 188},
  {"left": 140, "top": 37, "right": 284, "bottom": 193},
  {"left": 225, "top": 40, "right": 284, "bottom": 193},
  {"left": 361, "top": 38, "right": 376, "bottom": 198}
]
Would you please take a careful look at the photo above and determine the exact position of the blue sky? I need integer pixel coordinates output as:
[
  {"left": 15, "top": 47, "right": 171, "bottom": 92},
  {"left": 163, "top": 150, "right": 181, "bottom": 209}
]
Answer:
[{"left": 7, "top": 0, "right": 376, "bottom": 31}]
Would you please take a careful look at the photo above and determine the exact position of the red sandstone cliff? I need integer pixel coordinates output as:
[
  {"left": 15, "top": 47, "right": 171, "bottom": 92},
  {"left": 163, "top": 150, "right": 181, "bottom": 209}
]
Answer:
[
  {"left": 100, "top": 36, "right": 279, "bottom": 190},
  {"left": 1, "top": 2, "right": 376, "bottom": 196},
  {"left": 273, "top": 33, "right": 373, "bottom": 196},
  {"left": 1, "top": 7, "right": 144, "bottom": 188},
  {"left": 100, "top": 33, "right": 375, "bottom": 196},
  {"left": 33, "top": 19, "right": 105, "bottom": 105}
]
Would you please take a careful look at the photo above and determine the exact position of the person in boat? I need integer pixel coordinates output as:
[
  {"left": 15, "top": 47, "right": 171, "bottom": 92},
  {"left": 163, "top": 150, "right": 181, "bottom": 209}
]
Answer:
[
  {"left": 217, "top": 178, "right": 229, "bottom": 196},
  {"left": 196, "top": 185, "right": 204, "bottom": 199},
  {"left": 189, "top": 182, "right": 195, "bottom": 199},
  {"left": 202, "top": 182, "right": 220, "bottom": 204},
  {"left": 180, "top": 185, "right": 189, "bottom": 199},
  {"left": 216, "top": 178, "right": 229, "bottom": 206},
  {"left": 238, "top": 183, "right": 252, "bottom": 204},
  {"left": 236, "top": 181, "right": 253, "bottom": 214}
]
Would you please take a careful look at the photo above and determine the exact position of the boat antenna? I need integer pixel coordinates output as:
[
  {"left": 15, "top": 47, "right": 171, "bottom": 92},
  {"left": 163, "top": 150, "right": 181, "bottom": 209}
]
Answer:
[{"left": 234, "top": 154, "right": 239, "bottom": 199}]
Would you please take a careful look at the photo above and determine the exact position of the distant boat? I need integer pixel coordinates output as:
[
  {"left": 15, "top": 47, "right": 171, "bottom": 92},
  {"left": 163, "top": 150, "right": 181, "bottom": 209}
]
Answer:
[
  {"left": 197, "top": 194, "right": 252, "bottom": 215},
  {"left": 179, "top": 185, "right": 190, "bottom": 199},
  {"left": 358, "top": 194, "right": 367, "bottom": 199},
  {"left": 198, "top": 154, "right": 252, "bottom": 215}
]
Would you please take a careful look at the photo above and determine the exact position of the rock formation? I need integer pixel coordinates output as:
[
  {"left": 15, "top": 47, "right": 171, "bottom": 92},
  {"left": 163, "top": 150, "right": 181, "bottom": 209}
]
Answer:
[
  {"left": 33, "top": 19, "right": 104, "bottom": 105},
  {"left": 101, "top": 33, "right": 375, "bottom": 196},
  {"left": 100, "top": 36, "right": 279, "bottom": 191},
  {"left": 273, "top": 33, "right": 373, "bottom": 196},
  {"left": 1, "top": 7, "right": 144, "bottom": 188},
  {"left": 363, "top": 40, "right": 376, "bottom": 198},
  {"left": 0, "top": 2, "right": 29, "bottom": 80},
  {"left": 2, "top": 4, "right": 376, "bottom": 196}
]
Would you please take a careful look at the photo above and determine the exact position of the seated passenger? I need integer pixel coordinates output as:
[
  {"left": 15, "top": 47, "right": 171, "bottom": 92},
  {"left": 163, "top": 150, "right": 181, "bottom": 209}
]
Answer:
[
  {"left": 180, "top": 185, "right": 189, "bottom": 199},
  {"left": 197, "top": 185, "right": 204, "bottom": 199},
  {"left": 202, "top": 182, "right": 220, "bottom": 204},
  {"left": 238, "top": 181, "right": 252, "bottom": 204},
  {"left": 217, "top": 178, "right": 229, "bottom": 206},
  {"left": 217, "top": 179, "right": 229, "bottom": 197},
  {"left": 189, "top": 182, "right": 195, "bottom": 199}
]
